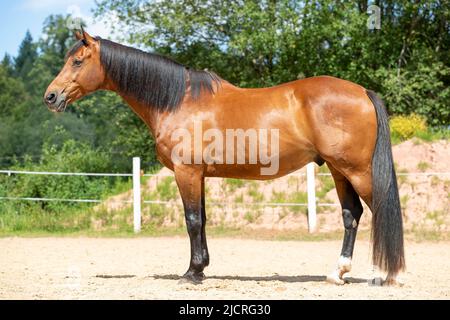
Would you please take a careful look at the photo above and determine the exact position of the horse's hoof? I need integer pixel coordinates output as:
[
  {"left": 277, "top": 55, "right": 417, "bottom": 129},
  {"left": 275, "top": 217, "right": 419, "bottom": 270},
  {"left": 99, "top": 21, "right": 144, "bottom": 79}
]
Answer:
[
  {"left": 326, "top": 273, "right": 346, "bottom": 285},
  {"left": 178, "top": 272, "right": 205, "bottom": 285},
  {"left": 382, "top": 278, "right": 404, "bottom": 287}
]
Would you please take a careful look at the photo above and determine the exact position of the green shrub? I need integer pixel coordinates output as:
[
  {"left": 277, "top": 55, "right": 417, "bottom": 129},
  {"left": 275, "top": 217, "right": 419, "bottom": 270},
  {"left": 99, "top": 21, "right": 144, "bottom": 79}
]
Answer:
[
  {"left": 0, "top": 139, "right": 123, "bottom": 210},
  {"left": 390, "top": 114, "right": 427, "bottom": 141}
]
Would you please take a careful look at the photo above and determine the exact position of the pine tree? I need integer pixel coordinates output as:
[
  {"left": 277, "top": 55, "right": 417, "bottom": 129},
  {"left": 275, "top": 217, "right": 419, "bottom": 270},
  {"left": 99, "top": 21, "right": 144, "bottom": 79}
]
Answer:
[
  {"left": 1, "top": 53, "right": 14, "bottom": 75},
  {"left": 14, "top": 30, "right": 37, "bottom": 79}
]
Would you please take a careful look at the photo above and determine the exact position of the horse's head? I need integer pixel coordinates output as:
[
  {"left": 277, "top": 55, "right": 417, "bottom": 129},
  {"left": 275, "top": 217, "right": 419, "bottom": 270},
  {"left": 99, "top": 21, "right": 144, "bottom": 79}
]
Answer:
[{"left": 44, "top": 29, "right": 104, "bottom": 112}]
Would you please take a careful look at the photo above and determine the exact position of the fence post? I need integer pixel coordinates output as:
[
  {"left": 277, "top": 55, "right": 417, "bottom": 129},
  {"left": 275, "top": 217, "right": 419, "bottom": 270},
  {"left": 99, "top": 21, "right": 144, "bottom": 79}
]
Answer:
[
  {"left": 306, "top": 162, "right": 317, "bottom": 233},
  {"left": 133, "top": 157, "right": 141, "bottom": 233}
]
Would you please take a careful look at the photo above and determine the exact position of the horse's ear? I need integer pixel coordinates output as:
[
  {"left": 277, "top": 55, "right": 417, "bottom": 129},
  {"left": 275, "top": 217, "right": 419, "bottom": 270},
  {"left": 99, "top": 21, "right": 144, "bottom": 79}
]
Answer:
[
  {"left": 74, "top": 29, "right": 84, "bottom": 41},
  {"left": 74, "top": 26, "right": 95, "bottom": 46}
]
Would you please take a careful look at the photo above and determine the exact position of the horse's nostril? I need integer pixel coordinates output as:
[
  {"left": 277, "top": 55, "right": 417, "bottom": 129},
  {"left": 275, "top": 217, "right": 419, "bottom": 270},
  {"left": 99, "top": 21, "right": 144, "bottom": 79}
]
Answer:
[{"left": 46, "top": 92, "right": 57, "bottom": 104}]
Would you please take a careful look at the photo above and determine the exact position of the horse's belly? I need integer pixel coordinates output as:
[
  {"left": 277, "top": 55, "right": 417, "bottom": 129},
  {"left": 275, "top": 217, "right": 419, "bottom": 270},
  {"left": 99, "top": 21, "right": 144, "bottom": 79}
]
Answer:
[{"left": 203, "top": 146, "right": 315, "bottom": 180}]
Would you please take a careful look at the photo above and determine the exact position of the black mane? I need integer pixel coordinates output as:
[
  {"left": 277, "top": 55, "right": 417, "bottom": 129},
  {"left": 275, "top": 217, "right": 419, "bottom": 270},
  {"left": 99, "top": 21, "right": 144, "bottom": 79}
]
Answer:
[{"left": 67, "top": 38, "right": 221, "bottom": 112}]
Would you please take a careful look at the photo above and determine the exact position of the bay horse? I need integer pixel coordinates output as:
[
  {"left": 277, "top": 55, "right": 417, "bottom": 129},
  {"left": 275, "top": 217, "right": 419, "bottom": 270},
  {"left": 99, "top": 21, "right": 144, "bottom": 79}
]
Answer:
[{"left": 44, "top": 30, "right": 405, "bottom": 285}]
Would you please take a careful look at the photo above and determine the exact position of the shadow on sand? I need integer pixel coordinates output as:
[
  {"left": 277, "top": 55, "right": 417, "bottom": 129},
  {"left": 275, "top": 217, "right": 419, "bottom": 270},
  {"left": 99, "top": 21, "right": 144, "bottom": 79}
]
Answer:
[{"left": 151, "top": 274, "right": 367, "bottom": 284}]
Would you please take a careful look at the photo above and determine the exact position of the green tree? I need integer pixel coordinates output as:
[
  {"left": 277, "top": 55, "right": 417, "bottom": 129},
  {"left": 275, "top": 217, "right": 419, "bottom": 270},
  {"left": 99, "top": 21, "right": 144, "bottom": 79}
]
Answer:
[
  {"left": 95, "top": 0, "right": 450, "bottom": 125},
  {"left": 14, "top": 31, "right": 37, "bottom": 79},
  {"left": 1, "top": 54, "right": 14, "bottom": 76},
  {"left": 0, "top": 65, "right": 26, "bottom": 117}
]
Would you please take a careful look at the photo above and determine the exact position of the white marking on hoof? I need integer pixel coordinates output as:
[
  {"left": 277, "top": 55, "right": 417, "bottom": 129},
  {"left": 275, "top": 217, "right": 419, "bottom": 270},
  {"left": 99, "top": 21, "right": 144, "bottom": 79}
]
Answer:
[
  {"left": 337, "top": 256, "right": 352, "bottom": 273},
  {"left": 326, "top": 271, "right": 345, "bottom": 285},
  {"left": 327, "top": 256, "right": 352, "bottom": 285}
]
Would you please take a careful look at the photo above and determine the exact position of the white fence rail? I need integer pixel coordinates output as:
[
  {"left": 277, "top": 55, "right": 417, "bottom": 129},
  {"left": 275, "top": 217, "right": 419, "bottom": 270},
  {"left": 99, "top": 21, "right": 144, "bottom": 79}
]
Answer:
[{"left": 1, "top": 158, "right": 449, "bottom": 233}]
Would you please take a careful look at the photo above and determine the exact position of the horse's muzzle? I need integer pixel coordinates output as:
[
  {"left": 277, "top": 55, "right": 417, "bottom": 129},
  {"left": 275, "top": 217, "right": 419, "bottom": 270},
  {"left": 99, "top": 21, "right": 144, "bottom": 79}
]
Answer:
[{"left": 44, "top": 90, "right": 67, "bottom": 112}]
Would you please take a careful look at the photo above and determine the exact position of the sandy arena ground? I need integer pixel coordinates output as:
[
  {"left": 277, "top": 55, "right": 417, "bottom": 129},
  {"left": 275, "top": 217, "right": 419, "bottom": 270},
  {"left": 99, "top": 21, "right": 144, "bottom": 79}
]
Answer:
[{"left": 0, "top": 237, "right": 449, "bottom": 299}]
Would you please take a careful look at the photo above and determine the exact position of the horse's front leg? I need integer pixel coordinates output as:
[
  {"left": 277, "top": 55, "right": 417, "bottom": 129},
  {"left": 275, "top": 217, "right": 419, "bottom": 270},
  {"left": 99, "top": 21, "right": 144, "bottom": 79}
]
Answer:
[
  {"left": 200, "top": 181, "right": 209, "bottom": 267},
  {"left": 174, "top": 165, "right": 208, "bottom": 284}
]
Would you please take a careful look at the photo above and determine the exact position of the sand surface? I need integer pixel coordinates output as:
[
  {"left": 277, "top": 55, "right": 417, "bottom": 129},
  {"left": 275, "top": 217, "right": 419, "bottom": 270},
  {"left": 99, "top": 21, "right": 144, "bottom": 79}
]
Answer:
[{"left": 0, "top": 237, "right": 449, "bottom": 299}]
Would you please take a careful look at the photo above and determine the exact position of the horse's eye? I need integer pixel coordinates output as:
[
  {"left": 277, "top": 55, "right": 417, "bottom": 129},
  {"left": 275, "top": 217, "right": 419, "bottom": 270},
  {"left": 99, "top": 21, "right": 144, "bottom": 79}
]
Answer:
[{"left": 73, "top": 59, "right": 82, "bottom": 67}]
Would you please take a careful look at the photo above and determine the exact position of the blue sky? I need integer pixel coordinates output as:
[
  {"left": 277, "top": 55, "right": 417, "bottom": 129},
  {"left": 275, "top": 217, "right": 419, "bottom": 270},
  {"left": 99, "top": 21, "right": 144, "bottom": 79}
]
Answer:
[{"left": 0, "top": 0, "right": 112, "bottom": 58}]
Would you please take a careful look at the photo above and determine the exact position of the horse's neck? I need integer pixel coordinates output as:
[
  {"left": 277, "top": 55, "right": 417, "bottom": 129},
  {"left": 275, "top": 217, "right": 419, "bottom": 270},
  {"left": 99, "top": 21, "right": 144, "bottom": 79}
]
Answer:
[{"left": 113, "top": 88, "right": 159, "bottom": 137}]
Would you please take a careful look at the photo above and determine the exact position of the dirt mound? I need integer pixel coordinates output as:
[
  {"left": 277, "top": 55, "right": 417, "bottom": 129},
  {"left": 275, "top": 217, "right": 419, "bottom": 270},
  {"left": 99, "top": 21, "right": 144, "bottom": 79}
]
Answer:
[{"left": 393, "top": 139, "right": 449, "bottom": 172}]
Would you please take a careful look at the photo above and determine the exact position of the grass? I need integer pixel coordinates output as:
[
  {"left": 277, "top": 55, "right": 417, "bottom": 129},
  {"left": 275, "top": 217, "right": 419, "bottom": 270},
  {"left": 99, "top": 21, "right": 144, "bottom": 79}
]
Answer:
[
  {"left": 408, "top": 225, "right": 450, "bottom": 242},
  {"left": 287, "top": 176, "right": 300, "bottom": 189},
  {"left": 244, "top": 212, "right": 256, "bottom": 223},
  {"left": 400, "top": 195, "right": 409, "bottom": 208},
  {"left": 397, "top": 168, "right": 409, "bottom": 185},
  {"left": 100, "top": 177, "right": 133, "bottom": 197},
  {"left": 235, "top": 193, "right": 244, "bottom": 203},
  {"left": 417, "top": 161, "right": 431, "bottom": 172},
  {"left": 0, "top": 203, "right": 94, "bottom": 234},
  {"left": 431, "top": 176, "right": 441, "bottom": 187},
  {"left": 0, "top": 199, "right": 181, "bottom": 236},
  {"left": 247, "top": 182, "right": 264, "bottom": 202},
  {"left": 0, "top": 224, "right": 347, "bottom": 241},
  {"left": 153, "top": 176, "right": 177, "bottom": 201},
  {"left": 415, "top": 128, "right": 450, "bottom": 142},
  {"left": 391, "top": 127, "right": 450, "bottom": 145},
  {"left": 271, "top": 190, "right": 308, "bottom": 214},
  {"left": 425, "top": 210, "right": 446, "bottom": 228},
  {"left": 224, "top": 178, "right": 246, "bottom": 192},
  {"left": 406, "top": 210, "right": 449, "bottom": 241},
  {"left": 316, "top": 176, "right": 335, "bottom": 201},
  {"left": 1, "top": 218, "right": 448, "bottom": 242},
  {"left": 318, "top": 165, "right": 331, "bottom": 174}
]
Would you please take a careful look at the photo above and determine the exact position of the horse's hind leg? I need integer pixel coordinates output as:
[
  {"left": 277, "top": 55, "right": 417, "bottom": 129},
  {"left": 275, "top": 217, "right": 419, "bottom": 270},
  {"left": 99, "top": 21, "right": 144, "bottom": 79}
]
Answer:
[{"left": 326, "top": 162, "right": 364, "bottom": 285}]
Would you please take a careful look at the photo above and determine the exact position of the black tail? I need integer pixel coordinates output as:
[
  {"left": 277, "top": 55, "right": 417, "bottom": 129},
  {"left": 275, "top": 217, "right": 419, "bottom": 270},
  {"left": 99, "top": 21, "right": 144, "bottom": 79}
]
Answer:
[{"left": 366, "top": 90, "right": 405, "bottom": 279}]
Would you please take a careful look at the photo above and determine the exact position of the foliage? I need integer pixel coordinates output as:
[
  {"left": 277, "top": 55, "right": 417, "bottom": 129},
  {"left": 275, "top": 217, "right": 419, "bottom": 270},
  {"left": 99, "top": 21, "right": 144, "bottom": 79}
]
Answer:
[
  {"left": 0, "top": 66, "right": 26, "bottom": 118},
  {"left": 95, "top": 0, "right": 450, "bottom": 125},
  {"left": 0, "top": 136, "right": 124, "bottom": 211},
  {"left": 14, "top": 30, "right": 37, "bottom": 80},
  {"left": 390, "top": 114, "right": 427, "bottom": 141},
  {"left": 375, "top": 53, "right": 450, "bottom": 126}
]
